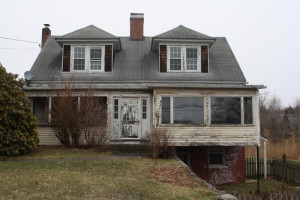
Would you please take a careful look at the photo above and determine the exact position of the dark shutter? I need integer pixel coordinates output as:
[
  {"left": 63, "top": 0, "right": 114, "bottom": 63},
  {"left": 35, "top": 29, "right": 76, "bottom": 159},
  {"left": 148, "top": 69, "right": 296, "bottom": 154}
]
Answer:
[
  {"left": 160, "top": 45, "right": 167, "bottom": 72},
  {"left": 201, "top": 46, "right": 208, "bottom": 73},
  {"left": 63, "top": 45, "right": 71, "bottom": 72},
  {"left": 105, "top": 45, "right": 113, "bottom": 72}
]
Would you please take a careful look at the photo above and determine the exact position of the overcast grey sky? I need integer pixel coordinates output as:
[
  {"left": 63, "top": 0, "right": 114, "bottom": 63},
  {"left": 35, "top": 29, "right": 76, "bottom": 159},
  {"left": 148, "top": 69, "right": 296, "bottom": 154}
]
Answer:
[{"left": 0, "top": 0, "right": 299, "bottom": 107}]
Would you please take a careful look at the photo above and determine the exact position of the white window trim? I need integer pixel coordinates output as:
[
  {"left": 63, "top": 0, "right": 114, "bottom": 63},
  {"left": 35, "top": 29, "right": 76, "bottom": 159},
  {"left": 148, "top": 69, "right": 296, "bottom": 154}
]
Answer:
[
  {"left": 208, "top": 147, "right": 226, "bottom": 168},
  {"left": 89, "top": 45, "right": 105, "bottom": 72},
  {"left": 160, "top": 95, "right": 206, "bottom": 125},
  {"left": 166, "top": 44, "right": 202, "bottom": 73},
  {"left": 209, "top": 96, "right": 254, "bottom": 125}
]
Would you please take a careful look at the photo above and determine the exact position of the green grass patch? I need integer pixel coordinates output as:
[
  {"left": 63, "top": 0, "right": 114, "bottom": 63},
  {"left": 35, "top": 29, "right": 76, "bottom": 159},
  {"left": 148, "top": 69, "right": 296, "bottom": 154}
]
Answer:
[
  {"left": 0, "top": 147, "right": 215, "bottom": 200},
  {"left": 1, "top": 146, "right": 110, "bottom": 160}
]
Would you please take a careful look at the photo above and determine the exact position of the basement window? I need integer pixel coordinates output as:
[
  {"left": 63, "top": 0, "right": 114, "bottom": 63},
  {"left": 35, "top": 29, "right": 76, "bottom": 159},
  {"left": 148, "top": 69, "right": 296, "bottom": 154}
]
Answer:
[{"left": 208, "top": 147, "right": 225, "bottom": 166}]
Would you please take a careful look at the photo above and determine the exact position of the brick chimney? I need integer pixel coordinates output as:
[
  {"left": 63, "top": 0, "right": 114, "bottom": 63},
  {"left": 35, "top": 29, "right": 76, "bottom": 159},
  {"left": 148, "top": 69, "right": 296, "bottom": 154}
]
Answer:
[
  {"left": 130, "top": 13, "right": 144, "bottom": 40},
  {"left": 41, "top": 24, "right": 51, "bottom": 48}
]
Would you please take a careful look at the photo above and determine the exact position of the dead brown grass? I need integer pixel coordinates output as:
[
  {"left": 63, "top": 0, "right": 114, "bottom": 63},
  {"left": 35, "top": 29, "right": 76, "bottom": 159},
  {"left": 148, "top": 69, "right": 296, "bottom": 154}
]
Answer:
[
  {"left": 151, "top": 163, "right": 202, "bottom": 187},
  {"left": 245, "top": 135, "right": 300, "bottom": 160}
]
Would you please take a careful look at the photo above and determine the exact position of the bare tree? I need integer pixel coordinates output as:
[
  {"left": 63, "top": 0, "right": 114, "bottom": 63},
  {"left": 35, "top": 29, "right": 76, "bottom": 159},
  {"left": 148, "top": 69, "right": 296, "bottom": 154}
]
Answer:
[{"left": 49, "top": 80, "right": 107, "bottom": 147}]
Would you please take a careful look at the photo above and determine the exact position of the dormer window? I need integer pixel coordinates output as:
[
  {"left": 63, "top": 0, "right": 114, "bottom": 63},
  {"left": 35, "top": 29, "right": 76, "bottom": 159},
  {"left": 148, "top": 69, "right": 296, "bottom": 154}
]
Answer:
[
  {"left": 160, "top": 44, "right": 209, "bottom": 73},
  {"left": 63, "top": 44, "right": 113, "bottom": 73},
  {"left": 73, "top": 46, "right": 85, "bottom": 70},
  {"left": 71, "top": 45, "right": 104, "bottom": 72},
  {"left": 168, "top": 45, "right": 200, "bottom": 72}
]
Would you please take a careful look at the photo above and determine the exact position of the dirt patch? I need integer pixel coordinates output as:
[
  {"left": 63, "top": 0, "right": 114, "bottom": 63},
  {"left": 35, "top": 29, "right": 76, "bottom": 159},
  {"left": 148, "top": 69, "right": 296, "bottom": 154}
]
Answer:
[{"left": 151, "top": 164, "right": 203, "bottom": 187}]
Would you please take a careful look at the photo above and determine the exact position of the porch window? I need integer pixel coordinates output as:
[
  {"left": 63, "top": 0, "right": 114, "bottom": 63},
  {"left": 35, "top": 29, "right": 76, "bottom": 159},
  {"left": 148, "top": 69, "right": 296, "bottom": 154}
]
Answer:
[
  {"left": 244, "top": 97, "right": 253, "bottom": 124},
  {"left": 161, "top": 97, "right": 171, "bottom": 124},
  {"left": 208, "top": 147, "right": 225, "bottom": 166},
  {"left": 211, "top": 97, "right": 241, "bottom": 124},
  {"left": 161, "top": 97, "right": 204, "bottom": 125},
  {"left": 210, "top": 97, "right": 253, "bottom": 125},
  {"left": 173, "top": 97, "right": 204, "bottom": 124}
]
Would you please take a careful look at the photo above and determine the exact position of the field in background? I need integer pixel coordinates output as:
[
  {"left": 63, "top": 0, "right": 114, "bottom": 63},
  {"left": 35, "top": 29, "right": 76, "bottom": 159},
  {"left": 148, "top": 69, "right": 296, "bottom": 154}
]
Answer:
[{"left": 245, "top": 136, "right": 300, "bottom": 160}]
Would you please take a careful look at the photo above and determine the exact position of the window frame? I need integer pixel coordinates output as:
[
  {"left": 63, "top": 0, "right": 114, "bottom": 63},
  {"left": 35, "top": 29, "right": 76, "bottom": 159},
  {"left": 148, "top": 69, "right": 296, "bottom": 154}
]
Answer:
[
  {"left": 161, "top": 95, "right": 205, "bottom": 125},
  {"left": 89, "top": 46, "right": 104, "bottom": 72},
  {"left": 209, "top": 96, "right": 254, "bottom": 125},
  {"left": 166, "top": 44, "right": 204, "bottom": 73},
  {"left": 66, "top": 44, "right": 106, "bottom": 73}
]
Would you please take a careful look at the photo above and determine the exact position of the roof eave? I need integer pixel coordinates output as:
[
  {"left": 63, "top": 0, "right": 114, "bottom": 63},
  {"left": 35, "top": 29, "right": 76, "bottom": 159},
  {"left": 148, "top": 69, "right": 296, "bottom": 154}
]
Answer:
[
  {"left": 55, "top": 38, "right": 122, "bottom": 50},
  {"left": 151, "top": 38, "right": 216, "bottom": 51}
]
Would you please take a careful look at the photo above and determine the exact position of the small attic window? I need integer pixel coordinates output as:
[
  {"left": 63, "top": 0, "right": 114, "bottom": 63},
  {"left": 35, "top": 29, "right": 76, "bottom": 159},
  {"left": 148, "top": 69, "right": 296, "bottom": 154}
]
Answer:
[{"left": 159, "top": 44, "right": 209, "bottom": 73}]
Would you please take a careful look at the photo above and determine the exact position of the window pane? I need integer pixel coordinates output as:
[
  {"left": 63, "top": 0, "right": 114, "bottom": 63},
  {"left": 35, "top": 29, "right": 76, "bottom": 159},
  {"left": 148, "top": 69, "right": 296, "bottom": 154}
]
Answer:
[
  {"left": 211, "top": 97, "right": 241, "bottom": 124},
  {"left": 186, "top": 47, "right": 198, "bottom": 70},
  {"left": 90, "top": 61, "right": 101, "bottom": 70},
  {"left": 90, "top": 47, "right": 102, "bottom": 59},
  {"left": 209, "top": 147, "right": 224, "bottom": 165},
  {"left": 142, "top": 99, "right": 147, "bottom": 119},
  {"left": 74, "top": 47, "right": 85, "bottom": 59},
  {"left": 210, "top": 154, "right": 223, "bottom": 165},
  {"left": 114, "top": 99, "right": 118, "bottom": 119},
  {"left": 162, "top": 97, "right": 170, "bottom": 124},
  {"left": 74, "top": 59, "right": 85, "bottom": 70},
  {"left": 244, "top": 97, "right": 253, "bottom": 124},
  {"left": 170, "top": 46, "right": 181, "bottom": 71},
  {"left": 173, "top": 97, "right": 204, "bottom": 124},
  {"left": 170, "top": 59, "right": 181, "bottom": 70}
]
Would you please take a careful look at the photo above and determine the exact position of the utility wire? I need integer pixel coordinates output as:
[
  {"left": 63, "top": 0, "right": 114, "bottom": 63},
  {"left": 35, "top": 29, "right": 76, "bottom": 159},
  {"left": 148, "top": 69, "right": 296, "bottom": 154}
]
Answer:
[
  {"left": 0, "top": 47, "right": 40, "bottom": 50},
  {"left": 0, "top": 36, "right": 40, "bottom": 44}
]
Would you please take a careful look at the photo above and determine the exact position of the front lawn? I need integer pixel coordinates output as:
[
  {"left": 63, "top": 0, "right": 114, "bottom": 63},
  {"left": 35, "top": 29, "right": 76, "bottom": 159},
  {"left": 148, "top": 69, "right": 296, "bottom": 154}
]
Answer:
[{"left": 0, "top": 147, "right": 215, "bottom": 200}]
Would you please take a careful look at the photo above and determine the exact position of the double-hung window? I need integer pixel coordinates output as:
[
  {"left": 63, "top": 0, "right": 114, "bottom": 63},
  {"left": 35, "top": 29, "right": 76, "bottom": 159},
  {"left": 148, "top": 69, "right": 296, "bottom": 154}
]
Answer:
[
  {"left": 72, "top": 45, "right": 104, "bottom": 72},
  {"left": 170, "top": 46, "right": 182, "bottom": 71},
  {"left": 186, "top": 47, "right": 198, "bottom": 71},
  {"left": 90, "top": 46, "right": 102, "bottom": 70},
  {"left": 73, "top": 46, "right": 85, "bottom": 70},
  {"left": 168, "top": 45, "right": 200, "bottom": 72}
]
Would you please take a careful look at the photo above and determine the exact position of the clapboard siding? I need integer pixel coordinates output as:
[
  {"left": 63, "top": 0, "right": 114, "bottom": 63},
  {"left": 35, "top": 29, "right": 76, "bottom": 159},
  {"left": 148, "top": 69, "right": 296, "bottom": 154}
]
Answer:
[{"left": 155, "top": 88, "right": 259, "bottom": 146}]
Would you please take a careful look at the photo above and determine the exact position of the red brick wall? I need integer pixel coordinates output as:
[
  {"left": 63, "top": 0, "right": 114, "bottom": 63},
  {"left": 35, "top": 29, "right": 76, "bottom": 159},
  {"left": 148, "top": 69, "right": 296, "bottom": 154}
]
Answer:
[{"left": 189, "top": 146, "right": 245, "bottom": 185}]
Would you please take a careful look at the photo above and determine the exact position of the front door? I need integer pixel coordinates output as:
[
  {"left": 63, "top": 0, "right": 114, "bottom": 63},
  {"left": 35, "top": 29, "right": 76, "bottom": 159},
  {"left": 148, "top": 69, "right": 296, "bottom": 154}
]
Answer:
[{"left": 121, "top": 98, "right": 140, "bottom": 138}]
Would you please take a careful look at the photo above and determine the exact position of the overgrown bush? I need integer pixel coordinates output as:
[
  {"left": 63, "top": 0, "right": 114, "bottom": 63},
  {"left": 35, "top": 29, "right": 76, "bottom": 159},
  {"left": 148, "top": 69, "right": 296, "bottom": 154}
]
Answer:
[
  {"left": 147, "top": 112, "right": 174, "bottom": 165},
  {"left": 0, "top": 64, "right": 39, "bottom": 156},
  {"left": 50, "top": 81, "right": 107, "bottom": 147}
]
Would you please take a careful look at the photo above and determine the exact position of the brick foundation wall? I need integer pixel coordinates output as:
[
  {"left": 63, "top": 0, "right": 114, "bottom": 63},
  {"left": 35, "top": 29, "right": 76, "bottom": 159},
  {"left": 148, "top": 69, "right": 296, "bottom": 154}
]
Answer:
[{"left": 182, "top": 146, "right": 245, "bottom": 185}]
